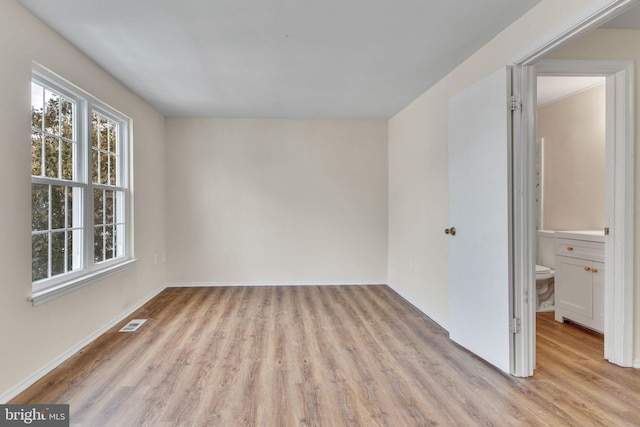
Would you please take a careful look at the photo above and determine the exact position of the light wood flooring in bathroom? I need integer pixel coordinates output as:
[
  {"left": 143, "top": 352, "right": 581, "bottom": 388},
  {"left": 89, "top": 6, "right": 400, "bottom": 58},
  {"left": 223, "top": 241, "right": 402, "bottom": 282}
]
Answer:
[{"left": 11, "top": 286, "right": 640, "bottom": 426}]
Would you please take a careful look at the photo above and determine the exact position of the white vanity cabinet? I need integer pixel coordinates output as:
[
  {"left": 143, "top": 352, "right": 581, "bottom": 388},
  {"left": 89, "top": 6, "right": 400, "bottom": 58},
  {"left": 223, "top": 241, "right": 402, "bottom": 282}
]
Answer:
[{"left": 553, "top": 231, "right": 604, "bottom": 333}]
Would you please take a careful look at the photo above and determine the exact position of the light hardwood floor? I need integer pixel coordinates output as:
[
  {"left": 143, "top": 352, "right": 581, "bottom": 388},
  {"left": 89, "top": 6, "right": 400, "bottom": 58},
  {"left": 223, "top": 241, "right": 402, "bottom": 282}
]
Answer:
[{"left": 11, "top": 286, "right": 640, "bottom": 426}]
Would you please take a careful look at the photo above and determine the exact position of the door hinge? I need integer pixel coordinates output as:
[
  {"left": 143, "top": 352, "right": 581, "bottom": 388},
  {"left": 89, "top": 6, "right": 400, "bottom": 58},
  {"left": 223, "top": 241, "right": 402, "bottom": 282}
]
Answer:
[
  {"left": 604, "top": 227, "right": 610, "bottom": 236},
  {"left": 510, "top": 317, "right": 521, "bottom": 334},
  {"left": 510, "top": 94, "right": 521, "bottom": 112}
]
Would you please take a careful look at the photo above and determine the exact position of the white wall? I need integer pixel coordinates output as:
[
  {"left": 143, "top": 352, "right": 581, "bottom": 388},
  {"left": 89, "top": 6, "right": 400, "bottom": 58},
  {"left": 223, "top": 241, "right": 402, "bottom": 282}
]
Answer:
[
  {"left": 0, "top": 0, "right": 167, "bottom": 398},
  {"left": 387, "top": 0, "right": 622, "bottom": 329},
  {"left": 166, "top": 118, "right": 388, "bottom": 284},
  {"left": 538, "top": 84, "right": 606, "bottom": 230}
]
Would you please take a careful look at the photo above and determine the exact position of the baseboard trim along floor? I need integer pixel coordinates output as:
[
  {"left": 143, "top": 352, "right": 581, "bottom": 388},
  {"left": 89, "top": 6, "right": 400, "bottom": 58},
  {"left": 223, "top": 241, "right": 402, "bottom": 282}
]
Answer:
[{"left": 1, "top": 286, "right": 166, "bottom": 403}]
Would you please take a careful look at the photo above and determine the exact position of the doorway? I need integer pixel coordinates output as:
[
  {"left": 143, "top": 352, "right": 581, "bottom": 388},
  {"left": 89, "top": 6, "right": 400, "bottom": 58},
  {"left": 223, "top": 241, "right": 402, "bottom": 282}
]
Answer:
[
  {"left": 513, "top": 54, "right": 635, "bottom": 375},
  {"left": 529, "top": 59, "right": 634, "bottom": 370},
  {"left": 534, "top": 72, "right": 607, "bottom": 359}
]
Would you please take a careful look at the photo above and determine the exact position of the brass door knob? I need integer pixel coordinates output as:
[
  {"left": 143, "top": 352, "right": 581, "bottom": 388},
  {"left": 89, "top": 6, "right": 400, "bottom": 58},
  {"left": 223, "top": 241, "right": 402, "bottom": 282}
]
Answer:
[
  {"left": 584, "top": 266, "right": 591, "bottom": 272},
  {"left": 567, "top": 246, "right": 573, "bottom": 251},
  {"left": 445, "top": 227, "right": 456, "bottom": 236},
  {"left": 592, "top": 268, "right": 598, "bottom": 273}
]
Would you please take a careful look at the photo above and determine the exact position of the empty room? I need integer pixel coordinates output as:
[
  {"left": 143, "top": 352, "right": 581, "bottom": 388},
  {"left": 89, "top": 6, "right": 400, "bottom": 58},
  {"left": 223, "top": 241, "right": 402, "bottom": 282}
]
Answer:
[{"left": 2, "top": 0, "right": 640, "bottom": 425}]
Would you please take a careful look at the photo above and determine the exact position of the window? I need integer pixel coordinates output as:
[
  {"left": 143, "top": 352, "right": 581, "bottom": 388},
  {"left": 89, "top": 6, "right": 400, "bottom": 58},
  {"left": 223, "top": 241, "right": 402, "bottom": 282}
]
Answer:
[{"left": 30, "top": 65, "right": 133, "bottom": 305}]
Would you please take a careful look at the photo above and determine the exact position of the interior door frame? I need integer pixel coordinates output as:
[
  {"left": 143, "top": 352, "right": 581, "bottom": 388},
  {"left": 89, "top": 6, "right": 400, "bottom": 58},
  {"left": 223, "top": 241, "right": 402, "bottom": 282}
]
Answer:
[{"left": 511, "top": 0, "right": 637, "bottom": 376}]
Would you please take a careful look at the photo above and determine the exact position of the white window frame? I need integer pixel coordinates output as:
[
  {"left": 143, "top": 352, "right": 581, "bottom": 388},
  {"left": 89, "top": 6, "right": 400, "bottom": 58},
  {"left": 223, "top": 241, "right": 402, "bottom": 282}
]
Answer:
[{"left": 29, "top": 63, "right": 135, "bottom": 306}]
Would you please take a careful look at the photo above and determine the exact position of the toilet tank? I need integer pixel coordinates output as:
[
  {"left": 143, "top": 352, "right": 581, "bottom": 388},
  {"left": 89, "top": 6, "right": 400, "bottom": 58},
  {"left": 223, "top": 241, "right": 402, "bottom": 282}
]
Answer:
[{"left": 537, "top": 230, "right": 555, "bottom": 268}]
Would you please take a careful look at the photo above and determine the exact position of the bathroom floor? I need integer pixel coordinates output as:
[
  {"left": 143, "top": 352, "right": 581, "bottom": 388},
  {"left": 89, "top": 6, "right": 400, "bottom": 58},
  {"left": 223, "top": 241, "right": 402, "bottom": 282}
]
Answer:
[
  {"left": 536, "top": 311, "right": 604, "bottom": 362},
  {"left": 536, "top": 310, "right": 604, "bottom": 348}
]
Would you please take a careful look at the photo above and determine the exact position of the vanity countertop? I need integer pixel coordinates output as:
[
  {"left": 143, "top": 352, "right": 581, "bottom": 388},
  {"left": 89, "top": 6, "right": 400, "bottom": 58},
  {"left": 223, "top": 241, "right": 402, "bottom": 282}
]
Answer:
[{"left": 554, "top": 230, "right": 604, "bottom": 243}]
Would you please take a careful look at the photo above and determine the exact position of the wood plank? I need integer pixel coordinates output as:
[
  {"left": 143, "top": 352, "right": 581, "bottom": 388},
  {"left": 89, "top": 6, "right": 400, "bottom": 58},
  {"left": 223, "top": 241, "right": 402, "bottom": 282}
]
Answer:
[{"left": 11, "top": 286, "right": 640, "bottom": 425}]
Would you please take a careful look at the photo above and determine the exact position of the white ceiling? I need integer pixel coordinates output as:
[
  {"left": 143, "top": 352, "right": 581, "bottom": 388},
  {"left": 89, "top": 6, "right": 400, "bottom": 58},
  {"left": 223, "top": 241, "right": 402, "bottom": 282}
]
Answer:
[
  {"left": 537, "top": 76, "right": 605, "bottom": 106},
  {"left": 17, "top": 0, "right": 541, "bottom": 119}
]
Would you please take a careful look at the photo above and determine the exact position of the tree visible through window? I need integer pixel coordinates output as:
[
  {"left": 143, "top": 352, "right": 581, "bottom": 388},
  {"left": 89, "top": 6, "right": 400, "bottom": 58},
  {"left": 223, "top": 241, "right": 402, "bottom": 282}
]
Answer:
[
  {"left": 30, "top": 66, "right": 131, "bottom": 298},
  {"left": 91, "top": 112, "right": 125, "bottom": 264},
  {"left": 31, "top": 81, "right": 81, "bottom": 282}
]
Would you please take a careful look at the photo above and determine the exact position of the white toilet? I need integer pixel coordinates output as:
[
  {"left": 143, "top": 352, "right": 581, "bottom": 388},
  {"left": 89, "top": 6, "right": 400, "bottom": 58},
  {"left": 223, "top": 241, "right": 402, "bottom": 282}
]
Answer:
[{"left": 536, "top": 230, "right": 555, "bottom": 312}]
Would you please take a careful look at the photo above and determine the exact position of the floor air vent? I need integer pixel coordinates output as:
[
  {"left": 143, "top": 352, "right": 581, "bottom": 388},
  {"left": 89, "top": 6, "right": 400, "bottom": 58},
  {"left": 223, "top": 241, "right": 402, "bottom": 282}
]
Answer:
[{"left": 119, "top": 319, "right": 147, "bottom": 332}]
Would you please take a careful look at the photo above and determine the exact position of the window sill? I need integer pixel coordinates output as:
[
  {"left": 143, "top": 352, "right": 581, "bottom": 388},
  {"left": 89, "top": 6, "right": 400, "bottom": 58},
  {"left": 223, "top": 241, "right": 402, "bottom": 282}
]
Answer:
[{"left": 28, "top": 259, "right": 138, "bottom": 307}]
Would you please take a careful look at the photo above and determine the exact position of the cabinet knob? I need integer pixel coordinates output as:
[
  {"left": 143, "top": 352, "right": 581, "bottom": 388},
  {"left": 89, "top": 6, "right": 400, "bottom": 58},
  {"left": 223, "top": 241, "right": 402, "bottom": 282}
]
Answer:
[
  {"left": 567, "top": 246, "right": 573, "bottom": 251},
  {"left": 584, "top": 266, "right": 591, "bottom": 272},
  {"left": 592, "top": 268, "right": 598, "bottom": 273}
]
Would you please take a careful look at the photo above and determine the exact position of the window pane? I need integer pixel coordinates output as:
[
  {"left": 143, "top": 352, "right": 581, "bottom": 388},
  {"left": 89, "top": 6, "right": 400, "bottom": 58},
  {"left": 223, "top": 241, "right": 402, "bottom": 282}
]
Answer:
[
  {"left": 113, "top": 224, "right": 119, "bottom": 258},
  {"left": 109, "top": 154, "right": 117, "bottom": 186},
  {"left": 32, "top": 184, "right": 49, "bottom": 231},
  {"left": 32, "top": 233, "right": 48, "bottom": 282},
  {"left": 70, "top": 228, "right": 82, "bottom": 271},
  {"left": 51, "top": 231, "right": 66, "bottom": 276},
  {"left": 31, "top": 132, "right": 42, "bottom": 176},
  {"left": 67, "top": 188, "right": 74, "bottom": 228},
  {"left": 31, "top": 82, "right": 44, "bottom": 130},
  {"left": 92, "top": 113, "right": 99, "bottom": 147},
  {"left": 61, "top": 140, "right": 74, "bottom": 180},
  {"left": 45, "top": 136, "right": 59, "bottom": 178},
  {"left": 105, "top": 190, "right": 114, "bottom": 224},
  {"left": 51, "top": 185, "right": 66, "bottom": 230},
  {"left": 61, "top": 98, "right": 74, "bottom": 139},
  {"left": 100, "top": 117, "right": 108, "bottom": 151},
  {"left": 67, "top": 231, "right": 74, "bottom": 272},
  {"left": 100, "top": 152, "right": 109, "bottom": 185},
  {"left": 94, "top": 226, "right": 104, "bottom": 262},
  {"left": 109, "top": 123, "right": 117, "bottom": 154},
  {"left": 92, "top": 149, "right": 99, "bottom": 183},
  {"left": 44, "top": 90, "right": 59, "bottom": 135},
  {"left": 105, "top": 225, "right": 114, "bottom": 260},
  {"left": 115, "top": 224, "right": 125, "bottom": 257},
  {"left": 94, "top": 189, "right": 104, "bottom": 225}
]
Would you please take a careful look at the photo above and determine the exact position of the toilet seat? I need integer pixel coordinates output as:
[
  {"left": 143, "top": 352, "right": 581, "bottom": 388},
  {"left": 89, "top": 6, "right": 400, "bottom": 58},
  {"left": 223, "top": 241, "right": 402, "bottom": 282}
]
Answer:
[
  {"left": 536, "top": 264, "right": 551, "bottom": 274},
  {"left": 536, "top": 264, "right": 554, "bottom": 280}
]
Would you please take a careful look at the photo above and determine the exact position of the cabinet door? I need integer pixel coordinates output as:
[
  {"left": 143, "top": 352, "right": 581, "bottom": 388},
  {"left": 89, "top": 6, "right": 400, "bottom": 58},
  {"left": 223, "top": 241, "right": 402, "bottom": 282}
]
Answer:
[
  {"left": 555, "top": 255, "right": 593, "bottom": 318},
  {"left": 592, "top": 261, "right": 605, "bottom": 330}
]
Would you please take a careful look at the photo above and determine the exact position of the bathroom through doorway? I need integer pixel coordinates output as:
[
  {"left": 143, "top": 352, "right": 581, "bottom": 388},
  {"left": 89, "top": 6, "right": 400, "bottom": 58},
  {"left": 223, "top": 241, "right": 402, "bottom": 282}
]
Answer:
[
  {"left": 534, "top": 72, "right": 607, "bottom": 357},
  {"left": 522, "top": 56, "right": 634, "bottom": 372}
]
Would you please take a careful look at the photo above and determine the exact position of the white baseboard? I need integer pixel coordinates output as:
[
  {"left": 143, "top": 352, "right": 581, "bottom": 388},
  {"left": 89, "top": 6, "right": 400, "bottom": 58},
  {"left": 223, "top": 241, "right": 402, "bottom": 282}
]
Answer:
[
  {"left": 0, "top": 285, "right": 166, "bottom": 404},
  {"left": 633, "top": 359, "right": 640, "bottom": 369},
  {"left": 167, "top": 280, "right": 386, "bottom": 288},
  {"left": 386, "top": 282, "right": 449, "bottom": 332}
]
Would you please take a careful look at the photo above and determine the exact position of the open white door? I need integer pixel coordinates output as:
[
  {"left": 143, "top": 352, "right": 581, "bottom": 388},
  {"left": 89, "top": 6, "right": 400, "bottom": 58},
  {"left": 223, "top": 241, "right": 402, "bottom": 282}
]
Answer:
[{"left": 447, "top": 67, "right": 514, "bottom": 374}]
